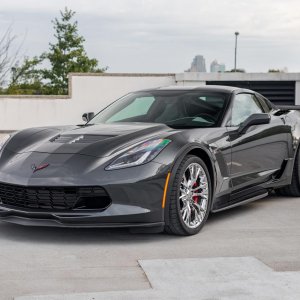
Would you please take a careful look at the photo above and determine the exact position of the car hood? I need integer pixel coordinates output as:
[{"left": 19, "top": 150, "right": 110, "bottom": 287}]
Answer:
[{"left": 4, "top": 122, "right": 176, "bottom": 158}]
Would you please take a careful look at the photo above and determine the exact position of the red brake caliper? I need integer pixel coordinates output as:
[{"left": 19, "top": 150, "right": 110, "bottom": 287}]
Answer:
[{"left": 192, "top": 183, "right": 199, "bottom": 203}]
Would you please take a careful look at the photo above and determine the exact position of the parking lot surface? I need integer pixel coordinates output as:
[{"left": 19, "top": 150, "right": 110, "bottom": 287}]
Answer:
[{"left": 0, "top": 195, "right": 299, "bottom": 299}]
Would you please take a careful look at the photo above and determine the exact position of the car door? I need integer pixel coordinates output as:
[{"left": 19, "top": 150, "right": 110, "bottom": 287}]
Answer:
[{"left": 226, "top": 92, "right": 289, "bottom": 193}]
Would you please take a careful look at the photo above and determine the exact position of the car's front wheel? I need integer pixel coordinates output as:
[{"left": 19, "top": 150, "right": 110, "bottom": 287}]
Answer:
[{"left": 165, "top": 155, "right": 212, "bottom": 236}]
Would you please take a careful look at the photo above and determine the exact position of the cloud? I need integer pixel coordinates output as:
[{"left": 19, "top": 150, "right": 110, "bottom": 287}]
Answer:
[{"left": 1, "top": 0, "right": 300, "bottom": 72}]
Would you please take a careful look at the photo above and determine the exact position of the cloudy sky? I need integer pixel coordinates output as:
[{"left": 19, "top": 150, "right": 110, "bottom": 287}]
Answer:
[{"left": 1, "top": 0, "right": 300, "bottom": 73}]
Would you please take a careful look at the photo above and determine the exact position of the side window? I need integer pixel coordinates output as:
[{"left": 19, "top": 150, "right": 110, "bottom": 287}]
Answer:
[
  {"left": 106, "top": 96, "right": 155, "bottom": 123},
  {"left": 256, "top": 95, "right": 272, "bottom": 112},
  {"left": 231, "top": 94, "right": 263, "bottom": 126}
]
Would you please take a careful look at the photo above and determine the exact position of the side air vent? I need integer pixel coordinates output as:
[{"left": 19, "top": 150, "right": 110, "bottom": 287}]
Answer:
[{"left": 50, "top": 134, "right": 114, "bottom": 144}]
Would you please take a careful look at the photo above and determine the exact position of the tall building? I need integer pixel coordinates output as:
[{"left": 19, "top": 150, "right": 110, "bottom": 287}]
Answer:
[
  {"left": 210, "top": 60, "right": 226, "bottom": 73},
  {"left": 186, "top": 55, "right": 206, "bottom": 72}
]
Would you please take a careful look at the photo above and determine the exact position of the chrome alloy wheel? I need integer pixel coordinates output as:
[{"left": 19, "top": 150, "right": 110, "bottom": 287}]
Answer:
[{"left": 179, "top": 162, "right": 209, "bottom": 229}]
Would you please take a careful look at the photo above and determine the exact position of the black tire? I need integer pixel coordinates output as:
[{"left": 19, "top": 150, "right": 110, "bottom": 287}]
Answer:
[
  {"left": 164, "top": 155, "right": 212, "bottom": 236},
  {"left": 276, "top": 149, "right": 300, "bottom": 196}
]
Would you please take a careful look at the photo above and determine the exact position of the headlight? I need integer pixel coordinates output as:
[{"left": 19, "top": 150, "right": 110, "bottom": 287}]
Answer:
[
  {"left": 106, "top": 138, "right": 171, "bottom": 170},
  {"left": 0, "top": 134, "right": 10, "bottom": 151}
]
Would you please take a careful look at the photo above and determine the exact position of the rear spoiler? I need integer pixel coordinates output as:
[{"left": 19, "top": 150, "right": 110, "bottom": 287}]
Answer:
[{"left": 276, "top": 105, "right": 300, "bottom": 110}]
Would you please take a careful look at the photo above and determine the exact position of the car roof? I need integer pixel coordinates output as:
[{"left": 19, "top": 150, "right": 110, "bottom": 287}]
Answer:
[{"left": 138, "top": 85, "right": 254, "bottom": 94}]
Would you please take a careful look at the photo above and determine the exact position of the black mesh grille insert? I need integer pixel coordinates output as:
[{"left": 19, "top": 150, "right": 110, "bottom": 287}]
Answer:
[{"left": 0, "top": 183, "right": 111, "bottom": 210}]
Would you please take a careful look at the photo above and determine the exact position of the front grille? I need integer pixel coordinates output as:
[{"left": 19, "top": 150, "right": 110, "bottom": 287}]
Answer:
[
  {"left": 50, "top": 134, "right": 115, "bottom": 144},
  {"left": 0, "top": 183, "right": 111, "bottom": 210}
]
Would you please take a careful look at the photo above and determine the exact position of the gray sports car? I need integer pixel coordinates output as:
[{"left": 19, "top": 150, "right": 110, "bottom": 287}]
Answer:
[{"left": 0, "top": 85, "right": 299, "bottom": 235}]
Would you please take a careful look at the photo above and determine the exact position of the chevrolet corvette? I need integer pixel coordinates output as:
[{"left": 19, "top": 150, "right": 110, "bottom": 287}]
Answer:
[{"left": 0, "top": 85, "right": 299, "bottom": 235}]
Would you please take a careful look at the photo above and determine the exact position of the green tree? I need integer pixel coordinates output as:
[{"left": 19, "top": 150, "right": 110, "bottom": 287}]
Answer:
[
  {"left": 5, "top": 56, "right": 50, "bottom": 95},
  {"left": 7, "top": 8, "right": 105, "bottom": 95},
  {"left": 0, "top": 26, "right": 23, "bottom": 90},
  {"left": 42, "top": 8, "right": 103, "bottom": 94},
  {"left": 226, "top": 68, "right": 246, "bottom": 73}
]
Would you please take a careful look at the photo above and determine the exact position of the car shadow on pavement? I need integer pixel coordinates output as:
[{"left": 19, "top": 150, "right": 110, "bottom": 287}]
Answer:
[{"left": 0, "top": 195, "right": 285, "bottom": 245}]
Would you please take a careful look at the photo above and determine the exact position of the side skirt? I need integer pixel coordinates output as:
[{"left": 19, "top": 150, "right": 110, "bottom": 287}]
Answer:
[{"left": 212, "top": 192, "right": 268, "bottom": 213}]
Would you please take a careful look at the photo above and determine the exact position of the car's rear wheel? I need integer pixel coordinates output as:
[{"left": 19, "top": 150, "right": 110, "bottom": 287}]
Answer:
[
  {"left": 165, "top": 155, "right": 212, "bottom": 236},
  {"left": 276, "top": 148, "right": 300, "bottom": 196}
]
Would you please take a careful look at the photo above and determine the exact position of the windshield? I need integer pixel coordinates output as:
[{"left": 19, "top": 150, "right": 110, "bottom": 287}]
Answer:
[{"left": 89, "top": 90, "right": 228, "bottom": 128}]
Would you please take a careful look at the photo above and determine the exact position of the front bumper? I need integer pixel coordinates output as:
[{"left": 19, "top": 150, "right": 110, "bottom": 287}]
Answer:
[
  {"left": 0, "top": 205, "right": 164, "bottom": 228},
  {"left": 0, "top": 152, "right": 170, "bottom": 228}
]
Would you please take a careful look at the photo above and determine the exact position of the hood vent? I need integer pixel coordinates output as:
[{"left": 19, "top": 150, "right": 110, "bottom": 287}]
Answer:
[{"left": 50, "top": 134, "right": 115, "bottom": 144}]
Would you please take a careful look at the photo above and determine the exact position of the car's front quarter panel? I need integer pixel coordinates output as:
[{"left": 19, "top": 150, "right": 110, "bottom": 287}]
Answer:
[{"left": 154, "top": 128, "right": 231, "bottom": 187}]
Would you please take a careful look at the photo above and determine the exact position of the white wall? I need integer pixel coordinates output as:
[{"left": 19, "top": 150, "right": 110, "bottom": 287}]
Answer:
[{"left": 0, "top": 74, "right": 175, "bottom": 131}]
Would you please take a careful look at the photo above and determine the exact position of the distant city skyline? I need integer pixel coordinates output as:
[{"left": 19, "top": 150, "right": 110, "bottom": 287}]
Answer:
[
  {"left": 210, "top": 60, "right": 226, "bottom": 73},
  {"left": 186, "top": 56, "right": 226, "bottom": 73},
  {"left": 186, "top": 55, "right": 206, "bottom": 72},
  {"left": 1, "top": 0, "right": 300, "bottom": 73}
]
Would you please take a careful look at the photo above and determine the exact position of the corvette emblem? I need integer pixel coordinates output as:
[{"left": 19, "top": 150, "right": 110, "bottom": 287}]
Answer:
[{"left": 31, "top": 163, "right": 50, "bottom": 173}]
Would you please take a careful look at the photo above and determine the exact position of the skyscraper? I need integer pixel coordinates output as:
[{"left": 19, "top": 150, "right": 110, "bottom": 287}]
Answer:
[
  {"left": 210, "top": 60, "right": 226, "bottom": 73},
  {"left": 186, "top": 55, "right": 206, "bottom": 72}
]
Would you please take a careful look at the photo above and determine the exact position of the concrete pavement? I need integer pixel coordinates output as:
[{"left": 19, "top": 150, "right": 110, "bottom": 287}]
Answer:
[
  {"left": 0, "top": 195, "right": 298, "bottom": 299},
  {"left": 16, "top": 257, "right": 300, "bottom": 300}
]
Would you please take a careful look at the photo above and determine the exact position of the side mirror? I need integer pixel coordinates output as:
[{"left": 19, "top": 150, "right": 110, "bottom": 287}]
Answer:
[
  {"left": 238, "top": 113, "right": 270, "bottom": 135},
  {"left": 82, "top": 112, "right": 94, "bottom": 123}
]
